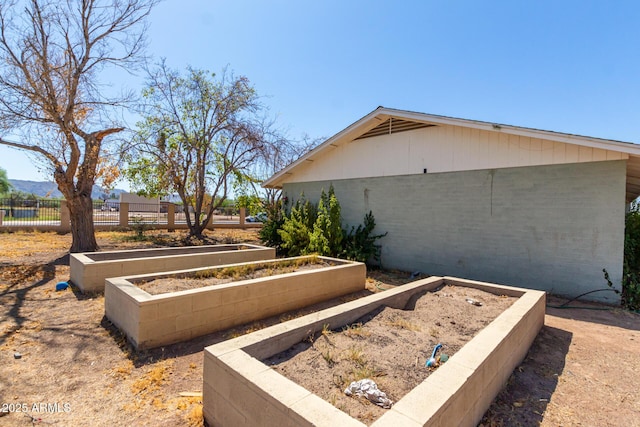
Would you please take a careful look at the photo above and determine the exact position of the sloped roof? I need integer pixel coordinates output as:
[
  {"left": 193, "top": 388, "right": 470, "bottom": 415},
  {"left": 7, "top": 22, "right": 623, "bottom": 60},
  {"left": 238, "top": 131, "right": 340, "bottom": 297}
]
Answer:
[{"left": 264, "top": 107, "right": 640, "bottom": 201}]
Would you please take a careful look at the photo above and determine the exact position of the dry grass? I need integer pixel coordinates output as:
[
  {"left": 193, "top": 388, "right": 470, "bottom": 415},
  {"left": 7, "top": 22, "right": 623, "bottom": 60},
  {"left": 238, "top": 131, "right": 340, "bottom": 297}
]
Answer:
[
  {"left": 2, "top": 230, "right": 638, "bottom": 426},
  {"left": 110, "top": 360, "right": 134, "bottom": 379},
  {"left": 342, "top": 322, "right": 370, "bottom": 338},
  {"left": 388, "top": 316, "right": 422, "bottom": 331},
  {"left": 0, "top": 231, "right": 71, "bottom": 259},
  {"left": 131, "top": 360, "right": 173, "bottom": 398},
  {"left": 345, "top": 346, "right": 366, "bottom": 366},
  {"left": 193, "top": 255, "right": 323, "bottom": 280}
]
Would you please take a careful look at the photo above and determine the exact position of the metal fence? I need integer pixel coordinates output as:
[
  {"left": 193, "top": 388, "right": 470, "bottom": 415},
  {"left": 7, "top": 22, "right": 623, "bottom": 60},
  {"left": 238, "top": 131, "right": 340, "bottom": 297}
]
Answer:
[
  {"left": 0, "top": 198, "right": 61, "bottom": 226},
  {"left": 0, "top": 198, "right": 256, "bottom": 230}
]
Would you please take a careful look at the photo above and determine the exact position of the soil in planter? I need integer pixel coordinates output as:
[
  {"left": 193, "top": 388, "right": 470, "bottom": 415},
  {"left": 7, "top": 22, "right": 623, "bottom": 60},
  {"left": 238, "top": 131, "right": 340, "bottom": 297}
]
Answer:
[
  {"left": 135, "top": 256, "right": 341, "bottom": 295},
  {"left": 264, "top": 284, "right": 516, "bottom": 425}
]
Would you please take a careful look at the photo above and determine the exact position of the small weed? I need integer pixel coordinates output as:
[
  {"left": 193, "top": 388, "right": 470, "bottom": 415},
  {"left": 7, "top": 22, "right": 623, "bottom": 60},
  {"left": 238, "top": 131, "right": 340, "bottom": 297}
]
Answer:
[
  {"left": 225, "top": 322, "right": 267, "bottom": 339},
  {"left": 279, "top": 313, "right": 297, "bottom": 322},
  {"left": 388, "top": 317, "right": 421, "bottom": 331},
  {"left": 343, "top": 323, "right": 370, "bottom": 338},
  {"left": 126, "top": 216, "right": 155, "bottom": 241},
  {"left": 321, "top": 323, "right": 332, "bottom": 335},
  {"left": 320, "top": 323, "right": 334, "bottom": 345},
  {"left": 358, "top": 411, "right": 377, "bottom": 423},
  {"left": 349, "top": 365, "right": 381, "bottom": 383},
  {"left": 322, "top": 349, "right": 336, "bottom": 367},
  {"left": 192, "top": 256, "right": 326, "bottom": 280},
  {"left": 332, "top": 373, "right": 345, "bottom": 389},
  {"left": 305, "top": 331, "right": 315, "bottom": 343},
  {"left": 345, "top": 346, "right": 366, "bottom": 366},
  {"left": 328, "top": 392, "right": 338, "bottom": 407},
  {"left": 429, "top": 327, "right": 439, "bottom": 338}
]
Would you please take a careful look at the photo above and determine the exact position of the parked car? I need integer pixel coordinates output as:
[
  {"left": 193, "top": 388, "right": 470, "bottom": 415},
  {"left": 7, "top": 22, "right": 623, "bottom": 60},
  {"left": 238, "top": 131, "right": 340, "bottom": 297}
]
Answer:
[
  {"left": 100, "top": 201, "right": 120, "bottom": 212},
  {"left": 245, "top": 212, "right": 267, "bottom": 223}
]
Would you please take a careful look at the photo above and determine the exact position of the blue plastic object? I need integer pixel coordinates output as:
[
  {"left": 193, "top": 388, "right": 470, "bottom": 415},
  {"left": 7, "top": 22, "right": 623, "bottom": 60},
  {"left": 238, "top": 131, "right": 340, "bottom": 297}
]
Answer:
[
  {"left": 426, "top": 343, "right": 443, "bottom": 367},
  {"left": 55, "top": 281, "right": 69, "bottom": 291}
]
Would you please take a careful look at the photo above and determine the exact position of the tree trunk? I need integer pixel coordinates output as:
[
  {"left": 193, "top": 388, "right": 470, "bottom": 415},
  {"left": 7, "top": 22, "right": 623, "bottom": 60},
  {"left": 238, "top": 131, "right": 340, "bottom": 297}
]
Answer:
[{"left": 67, "top": 193, "right": 98, "bottom": 253}]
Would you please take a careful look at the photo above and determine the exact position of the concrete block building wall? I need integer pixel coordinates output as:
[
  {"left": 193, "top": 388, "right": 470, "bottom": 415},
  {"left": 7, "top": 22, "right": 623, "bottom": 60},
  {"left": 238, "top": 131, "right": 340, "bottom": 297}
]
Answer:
[{"left": 282, "top": 160, "right": 626, "bottom": 303}]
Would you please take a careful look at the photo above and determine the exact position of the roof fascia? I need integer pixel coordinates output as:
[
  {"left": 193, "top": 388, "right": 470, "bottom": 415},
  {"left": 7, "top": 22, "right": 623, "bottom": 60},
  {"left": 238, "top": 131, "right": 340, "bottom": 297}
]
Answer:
[
  {"left": 263, "top": 108, "right": 390, "bottom": 188},
  {"left": 263, "top": 107, "right": 640, "bottom": 189}
]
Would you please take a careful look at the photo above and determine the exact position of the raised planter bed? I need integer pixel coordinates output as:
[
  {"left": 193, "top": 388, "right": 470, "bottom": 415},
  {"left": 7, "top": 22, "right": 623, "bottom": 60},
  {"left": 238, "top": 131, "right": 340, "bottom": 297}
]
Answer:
[
  {"left": 104, "top": 256, "right": 366, "bottom": 350},
  {"left": 70, "top": 244, "right": 275, "bottom": 293},
  {"left": 203, "top": 276, "right": 545, "bottom": 427}
]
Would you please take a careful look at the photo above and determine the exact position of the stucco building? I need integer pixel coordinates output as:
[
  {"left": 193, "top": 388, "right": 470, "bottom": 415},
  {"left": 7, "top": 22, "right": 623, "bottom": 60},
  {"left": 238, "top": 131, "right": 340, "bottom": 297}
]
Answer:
[{"left": 264, "top": 107, "right": 640, "bottom": 303}]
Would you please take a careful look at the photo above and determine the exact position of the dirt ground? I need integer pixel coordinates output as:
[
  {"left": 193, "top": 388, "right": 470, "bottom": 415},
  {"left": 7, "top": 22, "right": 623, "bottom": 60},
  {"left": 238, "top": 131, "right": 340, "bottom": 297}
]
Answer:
[
  {"left": 1, "top": 229, "right": 639, "bottom": 426},
  {"left": 136, "top": 257, "right": 337, "bottom": 295},
  {"left": 266, "top": 285, "right": 516, "bottom": 425}
]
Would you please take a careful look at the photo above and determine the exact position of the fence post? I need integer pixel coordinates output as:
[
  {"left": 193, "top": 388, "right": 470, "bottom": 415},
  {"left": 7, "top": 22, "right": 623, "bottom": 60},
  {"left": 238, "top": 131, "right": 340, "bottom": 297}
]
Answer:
[
  {"left": 239, "top": 207, "right": 246, "bottom": 227},
  {"left": 119, "top": 202, "right": 129, "bottom": 227},
  {"left": 167, "top": 203, "right": 175, "bottom": 231},
  {"left": 59, "top": 200, "right": 71, "bottom": 232}
]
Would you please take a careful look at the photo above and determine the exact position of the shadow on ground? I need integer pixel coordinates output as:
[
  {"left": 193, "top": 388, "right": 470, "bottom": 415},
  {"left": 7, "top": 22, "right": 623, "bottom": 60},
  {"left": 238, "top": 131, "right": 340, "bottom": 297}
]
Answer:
[
  {"left": 480, "top": 324, "right": 572, "bottom": 426},
  {"left": 0, "top": 254, "right": 68, "bottom": 348},
  {"left": 545, "top": 295, "right": 640, "bottom": 331},
  {"left": 100, "top": 289, "right": 376, "bottom": 368}
]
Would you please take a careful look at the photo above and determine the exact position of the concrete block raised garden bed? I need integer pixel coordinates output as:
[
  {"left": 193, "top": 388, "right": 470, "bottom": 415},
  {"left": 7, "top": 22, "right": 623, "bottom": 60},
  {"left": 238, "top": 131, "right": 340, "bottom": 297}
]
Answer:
[
  {"left": 70, "top": 244, "right": 275, "bottom": 293},
  {"left": 104, "top": 255, "right": 366, "bottom": 350},
  {"left": 203, "top": 276, "right": 545, "bottom": 427}
]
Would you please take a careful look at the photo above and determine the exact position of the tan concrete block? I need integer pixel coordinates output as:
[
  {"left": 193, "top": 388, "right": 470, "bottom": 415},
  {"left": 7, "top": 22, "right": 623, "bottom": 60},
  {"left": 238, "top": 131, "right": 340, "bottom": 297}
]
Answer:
[
  {"left": 156, "top": 295, "right": 193, "bottom": 317},
  {"left": 190, "top": 289, "right": 222, "bottom": 311},
  {"left": 175, "top": 308, "right": 217, "bottom": 332},
  {"left": 203, "top": 382, "right": 248, "bottom": 426},
  {"left": 137, "top": 302, "right": 158, "bottom": 322},
  {"left": 214, "top": 368, "right": 296, "bottom": 427},
  {"left": 222, "top": 284, "right": 251, "bottom": 305},
  {"left": 201, "top": 278, "right": 543, "bottom": 426},
  {"left": 205, "top": 337, "right": 248, "bottom": 359},
  {"left": 251, "top": 366, "right": 311, "bottom": 407},
  {"left": 218, "top": 349, "right": 270, "bottom": 380},
  {"left": 138, "top": 317, "right": 176, "bottom": 342},
  {"left": 372, "top": 409, "right": 423, "bottom": 427},
  {"left": 289, "top": 393, "right": 365, "bottom": 427},
  {"left": 391, "top": 361, "right": 473, "bottom": 425}
]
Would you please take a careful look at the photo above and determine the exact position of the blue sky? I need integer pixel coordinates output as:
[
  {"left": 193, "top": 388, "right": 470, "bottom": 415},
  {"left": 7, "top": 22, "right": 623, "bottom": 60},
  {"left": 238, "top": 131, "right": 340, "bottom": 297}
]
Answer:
[{"left": 2, "top": 0, "right": 640, "bottom": 183}]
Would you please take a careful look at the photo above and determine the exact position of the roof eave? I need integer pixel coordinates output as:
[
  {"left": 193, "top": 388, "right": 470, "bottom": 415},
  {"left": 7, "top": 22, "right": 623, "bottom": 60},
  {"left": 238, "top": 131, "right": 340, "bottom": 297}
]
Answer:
[
  {"left": 262, "top": 106, "right": 640, "bottom": 189},
  {"left": 263, "top": 108, "right": 391, "bottom": 188}
]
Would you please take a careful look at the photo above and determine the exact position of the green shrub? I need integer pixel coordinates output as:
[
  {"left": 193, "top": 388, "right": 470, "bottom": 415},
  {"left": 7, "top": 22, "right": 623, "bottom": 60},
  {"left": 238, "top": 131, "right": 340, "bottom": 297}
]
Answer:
[
  {"left": 341, "top": 211, "right": 388, "bottom": 265},
  {"left": 604, "top": 203, "right": 640, "bottom": 311},
  {"left": 259, "top": 199, "right": 286, "bottom": 254},
  {"left": 264, "top": 187, "right": 387, "bottom": 265},
  {"left": 278, "top": 195, "right": 317, "bottom": 256},
  {"left": 309, "top": 186, "right": 343, "bottom": 256}
]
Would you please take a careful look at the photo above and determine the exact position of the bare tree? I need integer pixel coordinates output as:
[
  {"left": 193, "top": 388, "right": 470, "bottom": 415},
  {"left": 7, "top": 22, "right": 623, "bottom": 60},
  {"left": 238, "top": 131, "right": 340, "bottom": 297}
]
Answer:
[
  {"left": 0, "top": 0, "right": 158, "bottom": 252},
  {"left": 259, "top": 134, "right": 319, "bottom": 208},
  {"left": 126, "top": 62, "right": 273, "bottom": 241}
]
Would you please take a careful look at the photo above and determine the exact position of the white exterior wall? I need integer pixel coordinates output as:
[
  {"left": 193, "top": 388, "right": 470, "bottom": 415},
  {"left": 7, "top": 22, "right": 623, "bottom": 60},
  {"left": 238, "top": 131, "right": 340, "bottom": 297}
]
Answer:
[{"left": 291, "top": 125, "right": 628, "bottom": 184}]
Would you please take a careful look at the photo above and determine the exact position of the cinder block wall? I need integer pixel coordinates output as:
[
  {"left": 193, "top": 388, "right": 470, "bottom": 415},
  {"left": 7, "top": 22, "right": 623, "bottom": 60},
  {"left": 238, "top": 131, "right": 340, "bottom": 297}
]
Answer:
[
  {"left": 106, "top": 260, "right": 366, "bottom": 350},
  {"left": 283, "top": 160, "right": 626, "bottom": 303}
]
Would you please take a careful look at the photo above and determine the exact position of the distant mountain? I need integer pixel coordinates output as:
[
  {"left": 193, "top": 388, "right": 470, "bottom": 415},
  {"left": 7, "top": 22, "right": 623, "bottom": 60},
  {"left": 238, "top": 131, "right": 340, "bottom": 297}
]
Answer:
[{"left": 7, "top": 179, "right": 127, "bottom": 200}]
